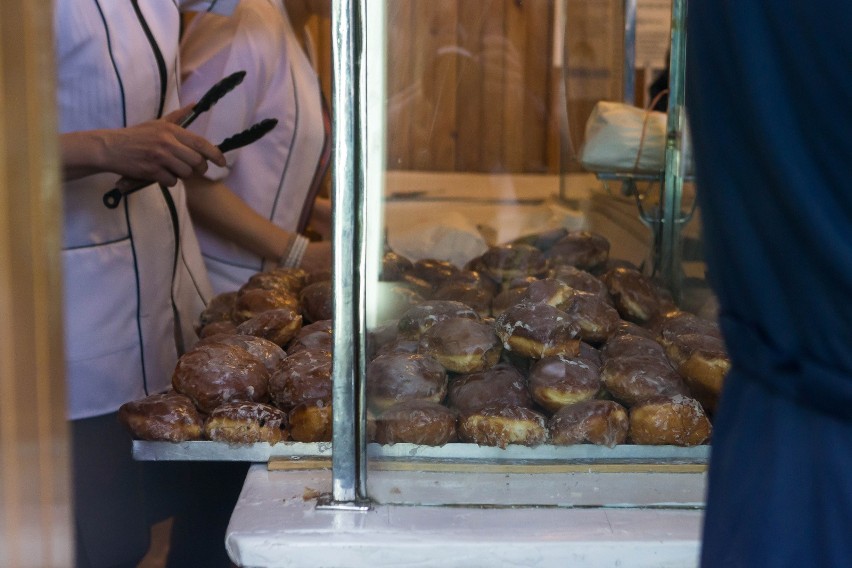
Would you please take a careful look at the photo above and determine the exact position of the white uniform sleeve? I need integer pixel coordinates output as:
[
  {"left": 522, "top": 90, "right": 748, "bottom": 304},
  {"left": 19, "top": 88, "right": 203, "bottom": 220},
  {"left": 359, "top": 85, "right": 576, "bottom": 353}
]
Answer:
[
  {"left": 180, "top": 4, "right": 287, "bottom": 180},
  {"left": 178, "top": 0, "right": 240, "bottom": 16}
]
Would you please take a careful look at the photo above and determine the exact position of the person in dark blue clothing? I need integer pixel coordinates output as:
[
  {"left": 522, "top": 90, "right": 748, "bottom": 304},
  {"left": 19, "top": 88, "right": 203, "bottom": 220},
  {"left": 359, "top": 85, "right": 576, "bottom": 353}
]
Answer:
[{"left": 686, "top": 3, "right": 852, "bottom": 567}]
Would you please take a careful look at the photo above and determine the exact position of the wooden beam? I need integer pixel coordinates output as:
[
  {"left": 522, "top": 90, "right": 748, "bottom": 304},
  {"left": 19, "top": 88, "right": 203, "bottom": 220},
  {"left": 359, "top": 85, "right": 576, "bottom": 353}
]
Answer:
[{"left": 0, "top": 2, "right": 73, "bottom": 566}]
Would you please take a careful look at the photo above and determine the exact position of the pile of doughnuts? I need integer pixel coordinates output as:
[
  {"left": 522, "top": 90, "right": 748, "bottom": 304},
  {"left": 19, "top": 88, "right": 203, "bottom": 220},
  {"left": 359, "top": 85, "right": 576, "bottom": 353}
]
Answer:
[
  {"left": 120, "top": 267, "right": 335, "bottom": 444},
  {"left": 121, "top": 231, "right": 726, "bottom": 450},
  {"left": 367, "top": 232, "right": 723, "bottom": 448}
]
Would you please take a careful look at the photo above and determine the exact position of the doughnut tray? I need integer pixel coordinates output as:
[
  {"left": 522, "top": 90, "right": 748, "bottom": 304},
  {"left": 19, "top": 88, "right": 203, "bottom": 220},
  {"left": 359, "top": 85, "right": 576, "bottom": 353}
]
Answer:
[{"left": 132, "top": 440, "right": 708, "bottom": 464}]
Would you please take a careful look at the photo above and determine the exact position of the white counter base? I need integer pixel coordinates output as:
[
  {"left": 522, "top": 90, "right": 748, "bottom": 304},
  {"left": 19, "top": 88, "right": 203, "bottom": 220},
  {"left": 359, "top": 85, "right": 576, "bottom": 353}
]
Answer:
[{"left": 227, "top": 465, "right": 704, "bottom": 568}]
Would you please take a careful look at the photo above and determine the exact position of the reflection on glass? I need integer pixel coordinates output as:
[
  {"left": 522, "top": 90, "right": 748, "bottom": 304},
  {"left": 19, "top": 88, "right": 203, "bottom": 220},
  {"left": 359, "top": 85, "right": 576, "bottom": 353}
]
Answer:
[{"left": 360, "top": 0, "right": 720, "bottom": 506}]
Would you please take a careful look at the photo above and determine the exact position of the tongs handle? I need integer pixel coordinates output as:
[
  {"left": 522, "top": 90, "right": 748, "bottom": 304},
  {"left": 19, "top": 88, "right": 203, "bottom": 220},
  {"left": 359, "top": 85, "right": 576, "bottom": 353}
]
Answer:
[{"left": 102, "top": 118, "right": 278, "bottom": 209}]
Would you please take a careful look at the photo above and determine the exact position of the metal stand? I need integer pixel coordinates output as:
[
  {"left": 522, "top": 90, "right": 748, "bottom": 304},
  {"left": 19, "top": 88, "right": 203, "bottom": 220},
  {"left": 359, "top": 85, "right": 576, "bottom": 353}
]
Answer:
[
  {"left": 658, "top": 0, "right": 689, "bottom": 301},
  {"left": 583, "top": 0, "right": 692, "bottom": 300}
]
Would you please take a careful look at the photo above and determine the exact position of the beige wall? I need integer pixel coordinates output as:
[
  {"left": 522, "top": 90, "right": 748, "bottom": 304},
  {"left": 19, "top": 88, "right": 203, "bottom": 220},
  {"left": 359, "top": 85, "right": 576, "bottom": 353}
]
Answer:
[{"left": 0, "top": 2, "right": 73, "bottom": 567}]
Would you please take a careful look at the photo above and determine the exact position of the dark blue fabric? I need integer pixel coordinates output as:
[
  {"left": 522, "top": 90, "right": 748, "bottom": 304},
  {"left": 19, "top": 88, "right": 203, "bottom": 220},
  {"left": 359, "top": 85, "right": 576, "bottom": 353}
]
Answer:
[
  {"left": 687, "top": 2, "right": 852, "bottom": 419},
  {"left": 686, "top": 3, "right": 852, "bottom": 566},
  {"left": 701, "top": 373, "right": 852, "bottom": 567}
]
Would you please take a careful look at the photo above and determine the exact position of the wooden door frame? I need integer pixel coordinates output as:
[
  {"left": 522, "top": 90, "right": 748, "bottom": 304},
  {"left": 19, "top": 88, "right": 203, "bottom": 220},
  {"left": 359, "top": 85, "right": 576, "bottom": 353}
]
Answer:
[{"left": 0, "top": 2, "right": 73, "bottom": 566}]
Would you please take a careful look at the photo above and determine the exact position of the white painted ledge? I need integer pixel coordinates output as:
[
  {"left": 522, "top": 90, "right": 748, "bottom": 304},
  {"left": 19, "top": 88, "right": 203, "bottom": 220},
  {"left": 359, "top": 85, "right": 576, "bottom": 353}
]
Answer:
[{"left": 227, "top": 464, "right": 704, "bottom": 568}]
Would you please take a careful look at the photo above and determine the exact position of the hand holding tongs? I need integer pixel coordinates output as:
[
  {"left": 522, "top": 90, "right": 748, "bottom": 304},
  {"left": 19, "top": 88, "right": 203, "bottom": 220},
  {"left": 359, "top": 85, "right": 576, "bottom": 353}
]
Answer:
[{"left": 103, "top": 70, "right": 278, "bottom": 209}]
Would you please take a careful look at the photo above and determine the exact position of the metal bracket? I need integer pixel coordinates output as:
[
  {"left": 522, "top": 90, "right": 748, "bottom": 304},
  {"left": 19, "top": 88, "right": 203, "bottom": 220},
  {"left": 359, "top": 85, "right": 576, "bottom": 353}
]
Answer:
[{"left": 316, "top": 493, "right": 372, "bottom": 512}]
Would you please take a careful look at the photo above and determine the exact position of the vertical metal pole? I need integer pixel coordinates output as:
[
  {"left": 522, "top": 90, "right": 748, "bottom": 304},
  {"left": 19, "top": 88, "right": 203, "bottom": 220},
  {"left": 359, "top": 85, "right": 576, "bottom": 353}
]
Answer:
[
  {"left": 557, "top": 0, "right": 572, "bottom": 202},
  {"left": 623, "top": 0, "right": 637, "bottom": 104},
  {"left": 321, "top": 0, "right": 369, "bottom": 510},
  {"left": 659, "top": 0, "right": 687, "bottom": 300}
]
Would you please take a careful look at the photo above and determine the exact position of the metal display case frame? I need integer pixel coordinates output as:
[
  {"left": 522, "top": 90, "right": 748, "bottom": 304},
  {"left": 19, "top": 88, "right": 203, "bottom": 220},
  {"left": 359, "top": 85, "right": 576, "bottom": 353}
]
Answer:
[{"left": 133, "top": 0, "right": 706, "bottom": 514}]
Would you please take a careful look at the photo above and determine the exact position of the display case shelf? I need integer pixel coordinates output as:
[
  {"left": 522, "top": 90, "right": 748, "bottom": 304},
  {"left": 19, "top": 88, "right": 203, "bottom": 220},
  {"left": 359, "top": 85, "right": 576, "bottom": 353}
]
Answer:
[{"left": 132, "top": 440, "right": 708, "bottom": 465}]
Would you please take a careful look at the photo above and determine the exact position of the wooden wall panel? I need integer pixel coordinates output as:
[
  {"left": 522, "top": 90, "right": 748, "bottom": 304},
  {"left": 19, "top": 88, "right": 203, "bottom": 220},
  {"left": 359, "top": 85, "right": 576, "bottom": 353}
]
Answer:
[
  {"left": 502, "top": 0, "right": 527, "bottom": 174},
  {"left": 0, "top": 2, "right": 73, "bottom": 568},
  {"left": 411, "top": 0, "right": 459, "bottom": 171},
  {"left": 520, "top": 0, "right": 552, "bottom": 173},
  {"left": 453, "top": 0, "right": 488, "bottom": 172},
  {"left": 386, "top": 1, "right": 415, "bottom": 170},
  {"left": 563, "top": 0, "right": 624, "bottom": 170},
  {"left": 478, "top": 0, "right": 505, "bottom": 172},
  {"left": 314, "top": 1, "right": 626, "bottom": 174}
]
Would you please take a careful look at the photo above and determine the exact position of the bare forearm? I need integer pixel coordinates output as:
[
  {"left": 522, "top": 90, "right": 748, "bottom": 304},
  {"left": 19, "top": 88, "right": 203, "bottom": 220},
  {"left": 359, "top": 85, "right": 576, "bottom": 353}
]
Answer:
[
  {"left": 60, "top": 131, "right": 111, "bottom": 181},
  {"left": 58, "top": 105, "right": 226, "bottom": 185},
  {"left": 184, "top": 174, "right": 292, "bottom": 262}
]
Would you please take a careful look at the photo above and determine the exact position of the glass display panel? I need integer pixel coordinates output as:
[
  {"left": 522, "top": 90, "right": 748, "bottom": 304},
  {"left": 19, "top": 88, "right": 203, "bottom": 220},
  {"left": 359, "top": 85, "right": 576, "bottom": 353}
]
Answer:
[{"left": 361, "top": 0, "right": 717, "bottom": 507}]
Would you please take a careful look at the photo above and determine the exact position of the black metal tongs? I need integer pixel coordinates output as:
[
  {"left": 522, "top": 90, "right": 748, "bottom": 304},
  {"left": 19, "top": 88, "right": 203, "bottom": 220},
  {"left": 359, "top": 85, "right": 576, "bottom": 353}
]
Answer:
[{"left": 102, "top": 70, "right": 278, "bottom": 209}]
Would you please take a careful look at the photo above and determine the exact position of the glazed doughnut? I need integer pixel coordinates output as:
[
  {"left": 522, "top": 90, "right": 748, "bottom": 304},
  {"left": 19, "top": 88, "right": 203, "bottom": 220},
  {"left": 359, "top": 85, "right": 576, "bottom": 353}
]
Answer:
[
  {"left": 381, "top": 250, "right": 414, "bottom": 281},
  {"left": 600, "top": 355, "right": 689, "bottom": 407},
  {"left": 372, "top": 336, "right": 421, "bottom": 359},
  {"left": 368, "top": 321, "right": 420, "bottom": 361},
  {"left": 528, "top": 354, "right": 601, "bottom": 413},
  {"left": 198, "top": 291, "right": 238, "bottom": 329},
  {"left": 591, "top": 258, "right": 641, "bottom": 277},
  {"left": 601, "top": 267, "right": 662, "bottom": 324},
  {"left": 579, "top": 341, "right": 603, "bottom": 367},
  {"left": 509, "top": 227, "right": 569, "bottom": 251},
  {"left": 204, "top": 401, "right": 288, "bottom": 444},
  {"left": 502, "top": 275, "right": 539, "bottom": 292},
  {"left": 499, "top": 348, "right": 534, "bottom": 375},
  {"left": 431, "top": 282, "right": 493, "bottom": 317},
  {"left": 366, "top": 319, "right": 401, "bottom": 359},
  {"left": 374, "top": 400, "right": 458, "bottom": 446},
  {"left": 489, "top": 286, "right": 529, "bottom": 318},
  {"left": 172, "top": 343, "right": 270, "bottom": 413},
  {"left": 268, "top": 348, "right": 332, "bottom": 411},
  {"left": 197, "top": 333, "right": 287, "bottom": 375},
  {"left": 447, "top": 362, "right": 533, "bottom": 413},
  {"left": 418, "top": 317, "right": 502, "bottom": 374},
  {"left": 366, "top": 352, "right": 448, "bottom": 412},
  {"left": 612, "top": 319, "right": 657, "bottom": 340},
  {"left": 664, "top": 333, "right": 730, "bottom": 413},
  {"left": 286, "top": 319, "right": 333, "bottom": 355},
  {"left": 396, "top": 273, "right": 434, "bottom": 299},
  {"left": 548, "top": 399, "right": 629, "bottom": 447},
  {"left": 299, "top": 280, "right": 333, "bottom": 324},
  {"left": 519, "top": 278, "right": 574, "bottom": 309},
  {"left": 374, "top": 282, "right": 426, "bottom": 324},
  {"left": 397, "top": 300, "right": 479, "bottom": 339},
  {"left": 628, "top": 395, "right": 712, "bottom": 446},
  {"left": 602, "top": 332, "right": 666, "bottom": 361},
  {"left": 458, "top": 405, "right": 548, "bottom": 449},
  {"left": 475, "top": 244, "right": 548, "bottom": 283},
  {"left": 235, "top": 307, "right": 303, "bottom": 348},
  {"left": 408, "top": 258, "right": 460, "bottom": 286},
  {"left": 288, "top": 400, "right": 333, "bottom": 442},
  {"left": 198, "top": 319, "right": 238, "bottom": 339},
  {"left": 652, "top": 310, "right": 723, "bottom": 349},
  {"left": 560, "top": 290, "right": 621, "bottom": 345},
  {"left": 548, "top": 265, "right": 611, "bottom": 304},
  {"left": 231, "top": 286, "right": 300, "bottom": 323},
  {"left": 544, "top": 231, "right": 610, "bottom": 271},
  {"left": 494, "top": 302, "right": 581, "bottom": 359},
  {"left": 654, "top": 284, "right": 679, "bottom": 314},
  {"left": 243, "top": 268, "right": 308, "bottom": 295},
  {"left": 450, "top": 269, "right": 501, "bottom": 296},
  {"left": 118, "top": 391, "right": 204, "bottom": 442}
]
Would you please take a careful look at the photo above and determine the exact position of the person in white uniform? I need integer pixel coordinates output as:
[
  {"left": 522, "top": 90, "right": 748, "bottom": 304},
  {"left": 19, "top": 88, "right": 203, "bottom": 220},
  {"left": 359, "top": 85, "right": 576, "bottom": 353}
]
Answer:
[
  {"left": 54, "top": 1, "right": 238, "bottom": 566},
  {"left": 180, "top": 0, "right": 332, "bottom": 294}
]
